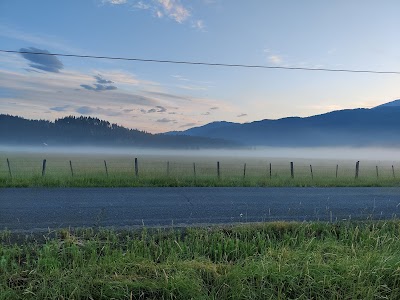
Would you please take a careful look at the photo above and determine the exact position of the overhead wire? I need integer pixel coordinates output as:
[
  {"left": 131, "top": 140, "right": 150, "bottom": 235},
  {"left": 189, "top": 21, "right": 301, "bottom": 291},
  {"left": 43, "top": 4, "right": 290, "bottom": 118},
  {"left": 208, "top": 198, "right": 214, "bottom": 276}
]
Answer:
[{"left": 1, "top": 49, "right": 400, "bottom": 75}]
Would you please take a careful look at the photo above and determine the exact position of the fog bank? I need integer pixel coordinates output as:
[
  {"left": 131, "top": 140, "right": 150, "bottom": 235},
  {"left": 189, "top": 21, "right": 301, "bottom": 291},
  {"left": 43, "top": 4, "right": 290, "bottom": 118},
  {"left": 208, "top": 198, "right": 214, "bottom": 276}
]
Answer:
[{"left": 1, "top": 145, "right": 399, "bottom": 162}]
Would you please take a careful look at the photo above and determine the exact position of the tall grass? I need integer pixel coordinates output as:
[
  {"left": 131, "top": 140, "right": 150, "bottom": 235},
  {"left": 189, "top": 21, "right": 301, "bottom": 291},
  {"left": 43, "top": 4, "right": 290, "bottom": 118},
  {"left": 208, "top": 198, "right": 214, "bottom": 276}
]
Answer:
[
  {"left": 2, "top": 221, "right": 400, "bottom": 299},
  {"left": 1, "top": 173, "right": 400, "bottom": 188}
]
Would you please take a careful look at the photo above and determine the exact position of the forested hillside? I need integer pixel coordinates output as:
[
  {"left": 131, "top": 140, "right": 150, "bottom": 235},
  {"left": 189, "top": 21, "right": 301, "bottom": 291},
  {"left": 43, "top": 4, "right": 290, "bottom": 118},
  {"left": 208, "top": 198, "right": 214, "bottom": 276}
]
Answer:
[{"left": 0, "top": 115, "right": 239, "bottom": 148}]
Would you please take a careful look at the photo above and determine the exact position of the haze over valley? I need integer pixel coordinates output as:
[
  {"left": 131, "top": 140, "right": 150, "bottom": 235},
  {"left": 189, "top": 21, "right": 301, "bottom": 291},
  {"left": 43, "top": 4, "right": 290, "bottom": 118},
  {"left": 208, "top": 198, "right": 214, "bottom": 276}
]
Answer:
[{"left": 2, "top": 99, "right": 400, "bottom": 159}]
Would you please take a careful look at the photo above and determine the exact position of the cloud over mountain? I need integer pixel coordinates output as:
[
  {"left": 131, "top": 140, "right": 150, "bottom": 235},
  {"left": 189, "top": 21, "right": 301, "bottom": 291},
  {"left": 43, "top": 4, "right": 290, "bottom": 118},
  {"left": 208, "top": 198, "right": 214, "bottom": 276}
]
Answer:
[
  {"left": 142, "top": 105, "right": 168, "bottom": 113},
  {"left": 75, "top": 106, "right": 122, "bottom": 116},
  {"left": 157, "top": 117, "right": 174, "bottom": 123}
]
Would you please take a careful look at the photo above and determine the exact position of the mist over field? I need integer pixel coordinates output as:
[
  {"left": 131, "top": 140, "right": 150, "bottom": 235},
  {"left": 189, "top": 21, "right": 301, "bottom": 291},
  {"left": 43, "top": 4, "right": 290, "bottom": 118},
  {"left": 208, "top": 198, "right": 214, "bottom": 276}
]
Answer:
[{"left": 1, "top": 145, "right": 399, "bottom": 162}]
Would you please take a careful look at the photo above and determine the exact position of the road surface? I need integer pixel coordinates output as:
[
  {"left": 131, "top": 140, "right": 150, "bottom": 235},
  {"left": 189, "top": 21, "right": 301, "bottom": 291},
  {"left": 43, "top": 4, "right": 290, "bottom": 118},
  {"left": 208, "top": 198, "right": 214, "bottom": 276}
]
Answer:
[{"left": 1, "top": 187, "right": 400, "bottom": 232}]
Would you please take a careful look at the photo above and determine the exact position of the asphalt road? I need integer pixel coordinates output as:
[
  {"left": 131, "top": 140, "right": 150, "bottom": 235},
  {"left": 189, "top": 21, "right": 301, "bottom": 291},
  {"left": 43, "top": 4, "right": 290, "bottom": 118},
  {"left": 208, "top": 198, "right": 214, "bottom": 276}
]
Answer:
[{"left": 1, "top": 187, "right": 400, "bottom": 232}]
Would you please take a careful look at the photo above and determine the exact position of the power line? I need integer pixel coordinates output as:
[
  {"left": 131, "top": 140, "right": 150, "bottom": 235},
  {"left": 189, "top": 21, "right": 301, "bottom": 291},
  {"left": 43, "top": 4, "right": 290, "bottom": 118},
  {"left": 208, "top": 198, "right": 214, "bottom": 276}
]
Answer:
[{"left": 1, "top": 49, "right": 400, "bottom": 75}]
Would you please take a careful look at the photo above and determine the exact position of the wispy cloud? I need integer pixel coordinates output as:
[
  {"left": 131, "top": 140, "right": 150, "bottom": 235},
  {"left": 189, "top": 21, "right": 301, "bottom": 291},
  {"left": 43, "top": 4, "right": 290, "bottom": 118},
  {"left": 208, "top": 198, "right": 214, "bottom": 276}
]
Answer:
[
  {"left": 156, "top": 105, "right": 167, "bottom": 112},
  {"left": 132, "top": 0, "right": 203, "bottom": 27},
  {"left": 268, "top": 55, "right": 282, "bottom": 65},
  {"left": 145, "top": 105, "right": 167, "bottom": 113},
  {"left": 76, "top": 106, "right": 97, "bottom": 114},
  {"left": 0, "top": 24, "right": 82, "bottom": 53},
  {"left": 264, "top": 48, "right": 284, "bottom": 65},
  {"left": 157, "top": 0, "right": 190, "bottom": 23},
  {"left": 179, "top": 122, "right": 197, "bottom": 128},
  {"left": 192, "top": 19, "right": 205, "bottom": 31},
  {"left": 156, "top": 10, "right": 163, "bottom": 18},
  {"left": 51, "top": 104, "right": 136, "bottom": 117},
  {"left": 327, "top": 48, "right": 337, "bottom": 55},
  {"left": 156, "top": 117, "right": 175, "bottom": 123},
  {"left": 76, "top": 105, "right": 123, "bottom": 116},
  {"left": 172, "top": 74, "right": 213, "bottom": 90},
  {"left": 177, "top": 85, "right": 208, "bottom": 91},
  {"left": 50, "top": 105, "right": 70, "bottom": 112},
  {"left": 80, "top": 84, "right": 117, "bottom": 92},
  {"left": 103, "top": 0, "right": 192, "bottom": 24},
  {"left": 0, "top": 69, "right": 159, "bottom": 112},
  {"left": 92, "top": 70, "right": 153, "bottom": 87},
  {"left": 133, "top": 1, "right": 150, "bottom": 9},
  {"left": 237, "top": 113, "right": 247, "bottom": 117},
  {"left": 171, "top": 74, "right": 190, "bottom": 81},
  {"left": 144, "top": 91, "right": 190, "bottom": 101},
  {"left": 94, "top": 75, "right": 113, "bottom": 84},
  {"left": 20, "top": 47, "right": 64, "bottom": 73},
  {"left": 80, "top": 74, "right": 117, "bottom": 92},
  {"left": 102, "top": 0, "right": 127, "bottom": 4}
]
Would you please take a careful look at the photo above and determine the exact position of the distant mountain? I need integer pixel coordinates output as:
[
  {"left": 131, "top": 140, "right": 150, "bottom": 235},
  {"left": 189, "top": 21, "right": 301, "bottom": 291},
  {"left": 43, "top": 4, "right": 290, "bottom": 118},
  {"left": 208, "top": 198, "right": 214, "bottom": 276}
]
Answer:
[
  {"left": 166, "top": 100, "right": 400, "bottom": 147},
  {"left": 0, "top": 115, "right": 239, "bottom": 148},
  {"left": 168, "top": 121, "right": 238, "bottom": 136},
  {"left": 375, "top": 99, "right": 400, "bottom": 108}
]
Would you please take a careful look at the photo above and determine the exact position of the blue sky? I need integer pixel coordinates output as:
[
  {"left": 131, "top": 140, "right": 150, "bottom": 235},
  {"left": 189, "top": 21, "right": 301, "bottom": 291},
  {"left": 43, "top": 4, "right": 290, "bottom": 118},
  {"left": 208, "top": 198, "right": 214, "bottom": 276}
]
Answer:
[{"left": 1, "top": 0, "right": 400, "bottom": 133}]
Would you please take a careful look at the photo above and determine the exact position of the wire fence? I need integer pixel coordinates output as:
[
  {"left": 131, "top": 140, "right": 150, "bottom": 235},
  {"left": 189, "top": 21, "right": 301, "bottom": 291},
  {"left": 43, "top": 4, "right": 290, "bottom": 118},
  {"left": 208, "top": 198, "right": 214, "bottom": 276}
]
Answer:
[{"left": 0, "top": 156, "right": 398, "bottom": 181}]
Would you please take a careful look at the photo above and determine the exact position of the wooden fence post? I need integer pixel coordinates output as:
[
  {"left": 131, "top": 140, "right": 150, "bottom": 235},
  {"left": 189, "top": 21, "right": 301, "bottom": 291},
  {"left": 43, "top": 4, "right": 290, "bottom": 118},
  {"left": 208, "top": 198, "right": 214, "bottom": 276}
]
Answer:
[
  {"left": 392, "top": 165, "right": 395, "bottom": 178},
  {"left": 42, "top": 159, "right": 47, "bottom": 177},
  {"left": 167, "top": 161, "right": 170, "bottom": 177},
  {"left": 243, "top": 163, "right": 246, "bottom": 179},
  {"left": 376, "top": 166, "right": 379, "bottom": 179},
  {"left": 355, "top": 161, "right": 360, "bottom": 179},
  {"left": 217, "top": 161, "right": 220, "bottom": 179},
  {"left": 193, "top": 162, "right": 196, "bottom": 178},
  {"left": 135, "top": 158, "right": 138, "bottom": 177},
  {"left": 70, "top": 160, "right": 74, "bottom": 177},
  {"left": 6, "top": 158, "right": 12, "bottom": 178},
  {"left": 310, "top": 164, "right": 313, "bottom": 180},
  {"left": 104, "top": 160, "right": 108, "bottom": 177},
  {"left": 336, "top": 164, "right": 338, "bottom": 178},
  {"left": 269, "top": 163, "right": 272, "bottom": 179},
  {"left": 290, "top": 162, "right": 294, "bottom": 179}
]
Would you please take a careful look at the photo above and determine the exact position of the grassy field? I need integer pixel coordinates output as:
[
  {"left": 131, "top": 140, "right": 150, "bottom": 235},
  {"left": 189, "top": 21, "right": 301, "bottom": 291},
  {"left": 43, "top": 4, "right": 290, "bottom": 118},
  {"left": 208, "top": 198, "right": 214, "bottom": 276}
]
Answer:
[
  {"left": 1, "top": 151, "right": 400, "bottom": 187},
  {"left": 2, "top": 150, "right": 400, "bottom": 298},
  {"left": 1, "top": 221, "right": 400, "bottom": 299}
]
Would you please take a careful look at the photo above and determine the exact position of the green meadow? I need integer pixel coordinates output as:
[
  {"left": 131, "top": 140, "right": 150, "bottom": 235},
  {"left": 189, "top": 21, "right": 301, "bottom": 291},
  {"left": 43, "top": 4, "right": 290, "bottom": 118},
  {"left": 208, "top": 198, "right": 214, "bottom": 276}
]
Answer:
[{"left": 0, "top": 151, "right": 399, "bottom": 187}]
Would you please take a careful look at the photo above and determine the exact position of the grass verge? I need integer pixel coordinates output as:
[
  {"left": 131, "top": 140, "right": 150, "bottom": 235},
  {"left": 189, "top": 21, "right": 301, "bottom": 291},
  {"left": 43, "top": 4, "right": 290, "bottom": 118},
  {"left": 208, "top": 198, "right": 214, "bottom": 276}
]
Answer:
[
  {"left": 1, "top": 174, "right": 400, "bottom": 188},
  {"left": 1, "top": 221, "right": 400, "bottom": 299}
]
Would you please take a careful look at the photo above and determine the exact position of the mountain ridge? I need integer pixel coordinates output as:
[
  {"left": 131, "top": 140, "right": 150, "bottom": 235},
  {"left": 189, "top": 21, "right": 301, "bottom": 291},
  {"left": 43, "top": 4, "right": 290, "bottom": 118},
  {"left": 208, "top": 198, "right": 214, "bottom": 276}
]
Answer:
[
  {"left": 165, "top": 100, "right": 400, "bottom": 147},
  {"left": 0, "top": 114, "right": 240, "bottom": 149},
  {"left": 2, "top": 99, "right": 400, "bottom": 148}
]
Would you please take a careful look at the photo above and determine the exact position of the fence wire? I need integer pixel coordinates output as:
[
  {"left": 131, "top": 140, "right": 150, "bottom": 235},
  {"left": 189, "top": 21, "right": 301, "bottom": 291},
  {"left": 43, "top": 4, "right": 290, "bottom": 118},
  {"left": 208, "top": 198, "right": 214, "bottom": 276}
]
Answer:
[{"left": 0, "top": 156, "right": 398, "bottom": 181}]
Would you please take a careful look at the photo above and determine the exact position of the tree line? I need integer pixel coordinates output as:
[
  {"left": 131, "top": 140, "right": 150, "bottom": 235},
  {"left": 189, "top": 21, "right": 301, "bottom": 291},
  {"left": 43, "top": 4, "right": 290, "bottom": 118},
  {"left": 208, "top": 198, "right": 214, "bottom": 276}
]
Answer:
[{"left": 0, "top": 114, "right": 239, "bottom": 149}]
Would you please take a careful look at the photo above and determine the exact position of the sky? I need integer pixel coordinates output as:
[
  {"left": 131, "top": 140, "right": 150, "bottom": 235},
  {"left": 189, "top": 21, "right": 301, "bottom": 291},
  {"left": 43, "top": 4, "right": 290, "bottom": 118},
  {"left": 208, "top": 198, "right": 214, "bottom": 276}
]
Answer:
[{"left": 1, "top": 0, "right": 400, "bottom": 133}]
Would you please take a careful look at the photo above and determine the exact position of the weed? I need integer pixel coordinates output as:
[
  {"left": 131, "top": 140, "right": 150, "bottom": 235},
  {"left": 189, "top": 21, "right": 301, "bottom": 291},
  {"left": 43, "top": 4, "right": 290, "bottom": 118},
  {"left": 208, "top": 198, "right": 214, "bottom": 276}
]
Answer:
[{"left": 1, "top": 221, "right": 400, "bottom": 299}]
